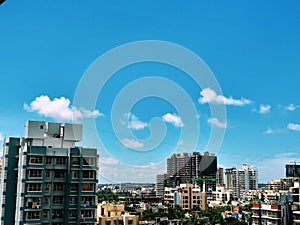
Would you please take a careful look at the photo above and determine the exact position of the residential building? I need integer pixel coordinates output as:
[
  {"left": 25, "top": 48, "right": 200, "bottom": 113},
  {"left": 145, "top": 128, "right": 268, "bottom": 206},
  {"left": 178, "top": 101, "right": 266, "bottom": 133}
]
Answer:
[
  {"left": 251, "top": 204, "right": 283, "bottom": 225},
  {"left": 180, "top": 184, "right": 207, "bottom": 211},
  {"left": 290, "top": 182, "right": 300, "bottom": 224},
  {"left": 224, "top": 164, "right": 258, "bottom": 199},
  {"left": 266, "top": 180, "right": 282, "bottom": 192},
  {"left": 164, "top": 187, "right": 179, "bottom": 206},
  {"left": 163, "top": 184, "right": 207, "bottom": 210},
  {"left": 216, "top": 166, "right": 224, "bottom": 187},
  {"left": 97, "top": 203, "right": 139, "bottom": 225},
  {"left": 0, "top": 120, "right": 99, "bottom": 225},
  {"left": 286, "top": 164, "right": 300, "bottom": 178},
  {"left": 156, "top": 174, "right": 167, "bottom": 197},
  {"left": 166, "top": 151, "right": 217, "bottom": 192},
  {"left": 209, "top": 186, "right": 232, "bottom": 207},
  {"left": 266, "top": 177, "right": 300, "bottom": 192}
]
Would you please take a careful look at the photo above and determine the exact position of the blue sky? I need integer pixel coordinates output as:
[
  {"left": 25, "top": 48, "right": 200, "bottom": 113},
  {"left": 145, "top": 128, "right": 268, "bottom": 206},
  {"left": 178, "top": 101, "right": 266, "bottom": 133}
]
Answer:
[{"left": 1, "top": 1, "right": 300, "bottom": 183}]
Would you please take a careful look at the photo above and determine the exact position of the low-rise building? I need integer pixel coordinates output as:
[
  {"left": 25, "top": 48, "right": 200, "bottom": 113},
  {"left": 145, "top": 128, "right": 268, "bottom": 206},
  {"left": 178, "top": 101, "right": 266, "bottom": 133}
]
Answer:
[
  {"left": 180, "top": 184, "right": 207, "bottom": 211},
  {"left": 251, "top": 202, "right": 295, "bottom": 225},
  {"left": 97, "top": 203, "right": 139, "bottom": 225},
  {"left": 164, "top": 184, "right": 207, "bottom": 210},
  {"left": 209, "top": 186, "right": 232, "bottom": 207}
]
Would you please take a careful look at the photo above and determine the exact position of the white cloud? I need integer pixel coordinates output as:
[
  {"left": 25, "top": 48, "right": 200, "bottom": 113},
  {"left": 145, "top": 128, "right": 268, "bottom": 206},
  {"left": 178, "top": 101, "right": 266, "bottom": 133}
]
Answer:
[
  {"left": 259, "top": 104, "right": 271, "bottom": 114},
  {"left": 121, "top": 138, "right": 144, "bottom": 149},
  {"left": 101, "top": 157, "right": 119, "bottom": 165},
  {"left": 263, "top": 128, "right": 285, "bottom": 135},
  {"left": 198, "top": 87, "right": 251, "bottom": 106},
  {"left": 286, "top": 104, "right": 296, "bottom": 111},
  {"left": 208, "top": 117, "right": 227, "bottom": 128},
  {"left": 285, "top": 103, "right": 300, "bottom": 111},
  {"left": 0, "top": 133, "right": 3, "bottom": 141},
  {"left": 287, "top": 123, "right": 300, "bottom": 131},
  {"left": 162, "top": 113, "right": 184, "bottom": 127},
  {"left": 24, "top": 95, "right": 102, "bottom": 121},
  {"left": 126, "top": 114, "right": 148, "bottom": 130}
]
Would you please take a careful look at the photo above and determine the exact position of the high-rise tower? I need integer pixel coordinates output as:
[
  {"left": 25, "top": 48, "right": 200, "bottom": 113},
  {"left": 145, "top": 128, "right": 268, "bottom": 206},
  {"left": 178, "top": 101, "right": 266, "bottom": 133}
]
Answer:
[{"left": 0, "top": 121, "right": 99, "bottom": 225}]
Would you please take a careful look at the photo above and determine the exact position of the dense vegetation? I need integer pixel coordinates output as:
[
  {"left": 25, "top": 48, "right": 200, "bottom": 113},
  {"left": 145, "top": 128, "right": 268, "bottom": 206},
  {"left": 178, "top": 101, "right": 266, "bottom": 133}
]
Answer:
[
  {"left": 98, "top": 190, "right": 251, "bottom": 224},
  {"left": 141, "top": 206, "right": 249, "bottom": 225}
]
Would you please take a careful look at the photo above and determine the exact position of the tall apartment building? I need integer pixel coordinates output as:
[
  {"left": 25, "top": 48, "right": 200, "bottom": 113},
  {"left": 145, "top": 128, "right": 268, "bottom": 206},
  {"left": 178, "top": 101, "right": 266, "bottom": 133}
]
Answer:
[
  {"left": 286, "top": 164, "right": 300, "bottom": 178},
  {"left": 225, "top": 164, "right": 258, "bottom": 199},
  {"left": 216, "top": 166, "right": 224, "bottom": 187},
  {"left": 0, "top": 120, "right": 99, "bottom": 225},
  {"left": 156, "top": 174, "right": 167, "bottom": 197},
  {"left": 166, "top": 151, "right": 217, "bottom": 192}
]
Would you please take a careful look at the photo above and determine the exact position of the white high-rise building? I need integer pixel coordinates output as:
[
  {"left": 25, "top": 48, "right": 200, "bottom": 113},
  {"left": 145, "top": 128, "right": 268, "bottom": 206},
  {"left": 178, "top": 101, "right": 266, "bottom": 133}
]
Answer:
[{"left": 225, "top": 164, "right": 258, "bottom": 199}]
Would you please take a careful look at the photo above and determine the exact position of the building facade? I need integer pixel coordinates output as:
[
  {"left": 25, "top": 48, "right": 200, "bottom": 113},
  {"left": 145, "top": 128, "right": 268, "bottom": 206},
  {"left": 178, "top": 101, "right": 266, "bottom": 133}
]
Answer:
[
  {"left": 156, "top": 174, "right": 167, "bottom": 197},
  {"left": 97, "top": 203, "right": 139, "bottom": 225},
  {"left": 166, "top": 151, "right": 217, "bottom": 192},
  {"left": 0, "top": 121, "right": 99, "bottom": 225},
  {"left": 163, "top": 184, "right": 207, "bottom": 211},
  {"left": 216, "top": 166, "right": 224, "bottom": 187},
  {"left": 180, "top": 184, "right": 207, "bottom": 211},
  {"left": 251, "top": 203, "right": 293, "bottom": 225},
  {"left": 286, "top": 164, "right": 300, "bottom": 178},
  {"left": 225, "top": 164, "right": 258, "bottom": 199}
]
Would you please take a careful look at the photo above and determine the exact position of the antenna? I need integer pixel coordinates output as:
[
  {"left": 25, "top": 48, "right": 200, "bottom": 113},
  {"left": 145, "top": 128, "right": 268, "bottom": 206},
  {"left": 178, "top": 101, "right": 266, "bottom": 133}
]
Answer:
[{"left": 290, "top": 160, "right": 300, "bottom": 165}]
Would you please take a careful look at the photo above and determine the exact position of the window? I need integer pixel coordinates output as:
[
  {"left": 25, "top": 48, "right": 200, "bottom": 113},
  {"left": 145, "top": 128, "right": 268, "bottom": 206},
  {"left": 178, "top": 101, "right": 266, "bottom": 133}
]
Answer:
[
  {"left": 45, "top": 170, "right": 51, "bottom": 178},
  {"left": 83, "top": 157, "right": 97, "bottom": 166},
  {"left": 46, "top": 157, "right": 52, "bottom": 165},
  {"left": 28, "top": 169, "right": 43, "bottom": 178},
  {"left": 44, "top": 183, "right": 51, "bottom": 192},
  {"left": 54, "top": 170, "right": 66, "bottom": 179},
  {"left": 53, "top": 183, "right": 64, "bottom": 192},
  {"left": 69, "top": 210, "right": 76, "bottom": 218},
  {"left": 82, "top": 170, "right": 95, "bottom": 179},
  {"left": 81, "top": 210, "right": 94, "bottom": 218},
  {"left": 70, "top": 184, "right": 78, "bottom": 192},
  {"left": 28, "top": 183, "right": 42, "bottom": 192},
  {"left": 72, "top": 171, "right": 79, "bottom": 179},
  {"left": 82, "top": 183, "right": 94, "bottom": 192},
  {"left": 27, "top": 197, "right": 41, "bottom": 209},
  {"left": 26, "top": 211, "right": 40, "bottom": 220},
  {"left": 70, "top": 197, "right": 76, "bottom": 205},
  {"left": 52, "top": 209, "right": 64, "bottom": 219},
  {"left": 29, "top": 156, "right": 43, "bottom": 164},
  {"left": 55, "top": 157, "right": 67, "bottom": 165},
  {"left": 44, "top": 197, "right": 49, "bottom": 206},
  {"left": 43, "top": 210, "right": 49, "bottom": 220},
  {"left": 72, "top": 158, "right": 79, "bottom": 166},
  {"left": 81, "top": 196, "right": 94, "bottom": 207},
  {"left": 53, "top": 196, "right": 64, "bottom": 205}
]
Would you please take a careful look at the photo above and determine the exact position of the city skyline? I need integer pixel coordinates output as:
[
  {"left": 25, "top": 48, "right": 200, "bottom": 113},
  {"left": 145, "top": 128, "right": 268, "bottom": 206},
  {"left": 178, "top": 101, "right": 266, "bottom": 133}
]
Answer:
[{"left": 1, "top": 1, "right": 300, "bottom": 183}]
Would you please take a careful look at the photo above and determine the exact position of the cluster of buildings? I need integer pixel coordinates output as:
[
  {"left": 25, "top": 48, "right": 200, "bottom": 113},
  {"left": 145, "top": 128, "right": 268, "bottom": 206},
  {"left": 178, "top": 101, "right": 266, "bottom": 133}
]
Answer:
[
  {"left": 155, "top": 152, "right": 300, "bottom": 224},
  {"left": 156, "top": 152, "right": 258, "bottom": 210},
  {"left": 0, "top": 120, "right": 299, "bottom": 225},
  {"left": 250, "top": 165, "right": 300, "bottom": 225}
]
